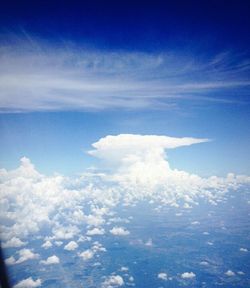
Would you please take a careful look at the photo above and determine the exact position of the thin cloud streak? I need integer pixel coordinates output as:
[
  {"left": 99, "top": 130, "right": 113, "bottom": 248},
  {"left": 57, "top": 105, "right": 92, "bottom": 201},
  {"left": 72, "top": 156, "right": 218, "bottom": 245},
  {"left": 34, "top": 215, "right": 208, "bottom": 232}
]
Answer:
[{"left": 0, "top": 40, "right": 249, "bottom": 112}]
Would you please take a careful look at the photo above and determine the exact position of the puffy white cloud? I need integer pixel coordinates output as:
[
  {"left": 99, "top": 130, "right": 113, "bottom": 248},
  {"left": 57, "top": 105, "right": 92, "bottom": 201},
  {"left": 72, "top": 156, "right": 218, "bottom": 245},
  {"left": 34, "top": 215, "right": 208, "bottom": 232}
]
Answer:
[
  {"left": 13, "top": 277, "right": 41, "bottom": 288},
  {"left": 78, "top": 249, "right": 94, "bottom": 260},
  {"left": 5, "top": 256, "right": 16, "bottom": 265},
  {"left": 15, "top": 249, "right": 39, "bottom": 264},
  {"left": 225, "top": 270, "right": 235, "bottom": 276},
  {"left": 86, "top": 227, "right": 105, "bottom": 236},
  {"left": 64, "top": 241, "right": 78, "bottom": 251},
  {"left": 52, "top": 225, "right": 80, "bottom": 240},
  {"left": 0, "top": 134, "right": 250, "bottom": 252},
  {"left": 128, "top": 276, "right": 134, "bottom": 282},
  {"left": 88, "top": 134, "right": 250, "bottom": 205},
  {"left": 102, "top": 275, "right": 124, "bottom": 287},
  {"left": 239, "top": 247, "right": 248, "bottom": 252},
  {"left": 181, "top": 272, "right": 196, "bottom": 279},
  {"left": 55, "top": 241, "right": 63, "bottom": 247},
  {"left": 91, "top": 241, "right": 107, "bottom": 253},
  {"left": 2, "top": 237, "right": 27, "bottom": 248},
  {"left": 120, "top": 266, "right": 129, "bottom": 272},
  {"left": 84, "top": 214, "right": 105, "bottom": 227},
  {"left": 110, "top": 227, "right": 130, "bottom": 236},
  {"left": 41, "top": 240, "right": 52, "bottom": 249},
  {"left": 200, "top": 261, "right": 209, "bottom": 266},
  {"left": 89, "top": 134, "right": 208, "bottom": 159},
  {"left": 40, "top": 255, "right": 60, "bottom": 265},
  {"left": 158, "top": 272, "right": 168, "bottom": 280}
]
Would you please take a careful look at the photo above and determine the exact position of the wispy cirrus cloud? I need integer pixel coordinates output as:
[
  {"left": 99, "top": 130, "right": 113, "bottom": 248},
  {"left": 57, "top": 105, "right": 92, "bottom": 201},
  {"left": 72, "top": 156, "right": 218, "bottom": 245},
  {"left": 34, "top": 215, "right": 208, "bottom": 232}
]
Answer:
[{"left": 0, "top": 38, "right": 250, "bottom": 112}]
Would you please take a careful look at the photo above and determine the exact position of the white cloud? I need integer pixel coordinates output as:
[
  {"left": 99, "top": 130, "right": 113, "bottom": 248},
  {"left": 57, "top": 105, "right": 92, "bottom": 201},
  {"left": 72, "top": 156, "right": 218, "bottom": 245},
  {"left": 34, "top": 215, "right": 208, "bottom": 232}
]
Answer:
[
  {"left": 89, "top": 134, "right": 209, "bottom": 162},
  {"left": 225, "top": 270, "right": 235, "bottom": 276},
  {"left": 5, "top": 256, "right": 16, "bottom": 265},
  {"left": 110, "top": 227, "right": 130, "bottom": 236},
  {"left": 91, "top": 241, "right": 107, "bottom": 253},
  {"left": 84, "top": 214, "right": 105, "bottom": 227},
  {"left": 79, "top": 249, "right": 94, "bottom": 260},
  {"left": 64, "top": 241, "right": 78, "bottom": 251},
  {"left": 88, "top": 134, "right": 250, "bottom": 205},
  {"left": 200, "top": 261, "right": 209, "bottom": 266},
  {"left": 55, "top": 241, "right": 63, "bottom": 247},
  {"left": 2, "top": 237, "right": 27, "bottom": 248},
  {"left": 120, "top": 266, "right": 129, "bottom": 272},
  {"left": 52, "top": 225, "right": 80, "bottom": 240},
  {"left": 13, "top": 277, "right": 41, "bottom": 288},
  {"left": 102, "top": 275, "right": 124, "bottom": 287},
  {"left": 181, "top": 272, "right": 196, "bottom": 279},
  {"left": 239, "top": 247, "right": 248, "bottom": 252},
  {"left": 0, "top": 40, "right": 249, "bottom": 113},
  {"left": 15, "top": 249, "right": 39, "bottom": 264},
  {"left": 40, "top": 255, "right": 60, "bottom": 265},
  {"left": 86, "top": 227, "right": 105, "bottom": 236},
  {"left": 145, "top": 238, "right": 153, "bottom": 246},
  {"left": 0, "top": 136, "right": 249, "bottom": 250},
  {"left": 158, "top": 272, "right": 168, "bottom": 280},
  {"left": 191, "top": 221, "right": 200, "bottom": 225},
  {"left": 42, "top": 240, "right": 52, "bottom": 249}
]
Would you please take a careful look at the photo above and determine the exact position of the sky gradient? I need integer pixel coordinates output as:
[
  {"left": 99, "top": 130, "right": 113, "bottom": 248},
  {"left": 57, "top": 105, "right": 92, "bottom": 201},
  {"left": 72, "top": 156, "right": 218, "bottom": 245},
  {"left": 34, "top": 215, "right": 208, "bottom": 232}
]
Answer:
[{"left": 0, "top": 0, "right": 250, "bottom": 176}]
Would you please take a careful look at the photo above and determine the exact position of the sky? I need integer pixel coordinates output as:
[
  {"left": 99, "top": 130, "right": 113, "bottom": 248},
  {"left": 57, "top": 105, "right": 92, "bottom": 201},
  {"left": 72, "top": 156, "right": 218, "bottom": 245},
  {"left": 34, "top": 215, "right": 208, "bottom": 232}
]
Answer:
[
  {"left": 0, "top": 0, "right": 250, "bottom": 177},
  {"left": 1, "top": 3, "right": 250, "bottom": 287}
]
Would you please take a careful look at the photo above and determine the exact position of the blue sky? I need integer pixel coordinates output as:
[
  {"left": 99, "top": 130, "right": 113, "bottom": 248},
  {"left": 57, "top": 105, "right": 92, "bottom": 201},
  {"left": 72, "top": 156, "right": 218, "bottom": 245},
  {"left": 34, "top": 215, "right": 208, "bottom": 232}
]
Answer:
[{"left": 0, "top": 0, "right": 250, "bottom": 176}]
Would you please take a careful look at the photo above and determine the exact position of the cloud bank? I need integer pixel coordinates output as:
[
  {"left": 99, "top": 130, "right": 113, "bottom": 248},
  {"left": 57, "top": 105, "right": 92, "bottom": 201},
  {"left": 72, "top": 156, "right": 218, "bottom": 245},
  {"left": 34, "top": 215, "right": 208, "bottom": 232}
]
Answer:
[{"left": 0, "top": 133, "right": 249, "bottom": 249}]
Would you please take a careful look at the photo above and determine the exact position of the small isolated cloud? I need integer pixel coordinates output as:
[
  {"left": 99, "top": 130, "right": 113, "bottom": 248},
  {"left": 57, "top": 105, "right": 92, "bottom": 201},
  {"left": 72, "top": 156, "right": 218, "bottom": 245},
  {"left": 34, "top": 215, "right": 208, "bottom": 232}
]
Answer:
[
  {"left": 120, "top": 266, "right": 129, "bottom": 272},
  {"left": 52, "top": 225, "right": 80, "bottom": 240},
  {"left": 16, "top": 249, "right": 39, "bottom": 264},
  {"left": 55, "top": 241, "right": 63, "bottom": 247},
  {"left": 102, "top": 275, "right": 124, "bottom": 287},
  {"left": 110, "top": 227, "right": 130, "bottom": 236},
  {"left": 225, "top": 270, "right": 235, "bottom": 276},
  {"left": 181, "top": 272, "right": 196, "bottom": 279},
  {"left": 145, "top": 238, "right": 153, "bottom": 246},
  {"left": 200, "top": 261, "right": 209, "bottom": 266},
  {"left": 158, "top": 272, "right": 168, "bottom": 280},
  {"left": 79, "top": 249, "right": 94, "bottom": 260},
  {"left": 64, "top": 241, "right": 78, "bottom": 251},
  {"left": 13, "top": 277, "right": 41, "bottom": 288},
  {"left": 42, "top": 240, "right": 52, "bottom": 249},
  {"left": 92, "top": 241, "right": 106, "bottom": 253},
  {"left": 84, "top": 214, "right": 105, "bottom": 227},
  {"left": 86, "top": 227, "right": 105, "bottom": 236},
  {"left": 191, "top": 221, "right": 200, "bottom": 225},
  {"left": 40, "top": 255, "right": 60, "bottom": 265},
  {"left": 2, "top": 237, "right": 27, "bottom": 248},
  {"left": 5, "top": 256, "right": 16, "bottom": 265},
  {"left": 239, "top": 247, "right": 248, "bottom": 252}
]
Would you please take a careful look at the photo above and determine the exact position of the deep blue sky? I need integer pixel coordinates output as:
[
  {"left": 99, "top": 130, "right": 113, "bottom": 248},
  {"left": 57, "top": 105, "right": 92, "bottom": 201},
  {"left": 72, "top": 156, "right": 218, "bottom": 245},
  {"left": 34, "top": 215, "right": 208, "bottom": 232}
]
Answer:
[
  {"left": 1, "top": 0, "right": 250, "bottom": 52},
  {"left": 0, "top": 0, "right": 249, "bottom": 176}
]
